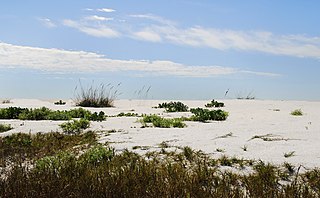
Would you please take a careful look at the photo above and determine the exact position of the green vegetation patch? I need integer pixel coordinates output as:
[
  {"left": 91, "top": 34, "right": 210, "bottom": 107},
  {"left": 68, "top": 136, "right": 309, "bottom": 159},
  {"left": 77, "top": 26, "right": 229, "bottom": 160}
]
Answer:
[
  {"left": 60, "top": 118, "right": 90, "bottom": 134},
  {"left": 291, "top": 109, "right": 303, "bottom": 116},
  {"left": 205, "top": 99, "right": 224, "bottom": 108},
  {"left": 141, "top": 114, "right": 186, "bottom": 128},
  {"left": 156, "top": 101, "right": 189, "bottom": 112},
  {"left": 0, "top": 107, "right": 105, "bottom": 121},
  {"left": 0, "top": 124, "right": 13, "bottom": 133},
  {"left": 189, "top": 108, "right": 229, "bottom": 122}
]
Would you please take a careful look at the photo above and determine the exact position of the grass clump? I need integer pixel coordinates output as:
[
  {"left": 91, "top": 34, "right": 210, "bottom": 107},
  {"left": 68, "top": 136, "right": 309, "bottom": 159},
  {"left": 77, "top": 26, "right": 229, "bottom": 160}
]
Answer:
[
  {"left": 2, "top": 135, "right": 320, "bottom": 197},
  {"left": 284, "top": 151, "right": 295, "bottom": 158},
  {"left": 59, "top": 119, "right": 90, "bottom": 134},
  {"left": 0, "top": 107, "right": 105, "bottom": 121},
  {"left": 0, "top": 124, "right": 13, "bottom": 133},
  {"left": 141, "top": 115, "right": 186, "bottom": 128},
  {"left": 75, "top": 81, "right": 121, "bottom": 108},
  {"left": 205, "top": 99, "right": 224, "bottom": 108},
  {"left": 189, "top": 108, "right": 228, "bottom": 122},
  {"left": 157, "top": 101, "right": 189, "bottom": 112},
  {"left": 117, "top": 112, "right": 139, "bottom": 117},
  {"left": 291, "top": 109, "right": 303, "bottom": 116}
]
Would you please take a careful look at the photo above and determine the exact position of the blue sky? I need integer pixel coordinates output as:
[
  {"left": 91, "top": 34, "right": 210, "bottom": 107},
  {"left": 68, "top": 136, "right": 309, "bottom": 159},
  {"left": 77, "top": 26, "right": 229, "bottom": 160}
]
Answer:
[{"left": 0, "top": 0, "right": 320, "bottom": 100}]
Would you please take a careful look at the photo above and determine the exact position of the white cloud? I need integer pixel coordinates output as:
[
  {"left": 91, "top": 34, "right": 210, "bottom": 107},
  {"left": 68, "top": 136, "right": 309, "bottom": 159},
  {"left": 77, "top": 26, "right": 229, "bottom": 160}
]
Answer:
[
  {"left": 133, "top": 29, "right": 162, "bottom": 42},
  {"left": 0, "top": 42, "right": 279, "bottom": 77},
  {"left": 130, "top": 14, "right": 175, "bottom": 26},
  {"left": 63, "top": 19, "right": 119, "bottom": 38},
  {"left": 97, "top": 8, "right": 116, "bottom": 13},
  {"left": 85, "top": 15, "right": 113, "bottom": 22},
  {"left": 38, "top": 18, "right": 56, "bottom": 28}
]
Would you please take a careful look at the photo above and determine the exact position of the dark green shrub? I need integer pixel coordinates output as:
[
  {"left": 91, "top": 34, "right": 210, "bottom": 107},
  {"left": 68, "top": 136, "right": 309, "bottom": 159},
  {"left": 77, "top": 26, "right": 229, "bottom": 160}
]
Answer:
[
  {"left": 117, "top": 112, "right": 139, "bottom": 117},
  {"left": 0, "top": 107, "right": 27, "bottom": 119},
  {"left": 60, "top": 119, "right": 90, "bottom": 134},
  {"left": 205, "top": 99, "right": 224, "bottom": 108},
  {"left": 80, "top": 145, "right": 114, "bottom": 165},
  {"left": 54, "top": 100, "right": 66, "bottom": 105},
  {"left": 157, "top": 101, "right": 189, "bottom": 112},
  {"left": 0, "top": 124, "right": 13, "bottom": 132},
  {"left": 190, "top": 108, "right": 228, "bottom": 122}
]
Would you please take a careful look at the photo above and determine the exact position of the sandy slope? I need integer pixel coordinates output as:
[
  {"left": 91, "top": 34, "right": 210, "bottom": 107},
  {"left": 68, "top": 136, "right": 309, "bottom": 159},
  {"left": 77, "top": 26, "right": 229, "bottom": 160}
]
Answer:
[{"left": 1, "top": 99, "right": 320, "bottom": 168}]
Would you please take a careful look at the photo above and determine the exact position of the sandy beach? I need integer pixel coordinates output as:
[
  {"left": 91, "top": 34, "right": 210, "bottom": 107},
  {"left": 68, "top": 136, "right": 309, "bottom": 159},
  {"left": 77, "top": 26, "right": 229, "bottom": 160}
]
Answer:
[{"left": 1, "top": 98, "right": 319, "bottom": 169}]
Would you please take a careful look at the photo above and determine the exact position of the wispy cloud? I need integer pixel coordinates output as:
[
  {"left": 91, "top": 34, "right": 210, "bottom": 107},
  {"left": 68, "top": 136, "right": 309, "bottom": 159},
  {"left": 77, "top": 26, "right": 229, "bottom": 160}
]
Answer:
[
  {"left": 38, "top": 18, "right": 56, "bottom": 28},
  {"left": 97, "top": 8, "right": 116, "bottom": 13},
  {"left": 85, "top": 15, "right": 113, "bottom": 22},
  {"left": 0, "top": 42, "right": 279, "bottom": 77},
  {"left": 63, "top": 19, "right": 119, "bottom": 38},
  {"left": 62, "top": 12, "right": 320, "bottom": 59}
]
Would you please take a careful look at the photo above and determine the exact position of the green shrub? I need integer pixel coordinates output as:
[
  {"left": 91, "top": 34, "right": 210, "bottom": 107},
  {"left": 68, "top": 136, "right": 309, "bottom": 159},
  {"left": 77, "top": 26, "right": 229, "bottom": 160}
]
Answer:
[
  {"left": 60, "top": 119, "right": 90, "bottom": 134},
  {"left": 141, "top": 115, "right": 186, "bottom": 128},
  {"left": 117, "top": 112, "right": 139, "bottom": 117},
  {"left": 80, "top": 145, "right": 114, "bottom": 165},
  {"left": 190, "top": 108, "right": 228, "bottom": 122},
  {"left": 291, "top": 109, "right": 303, "bottom": 116},
  {"left": 205, "top": 99, "right": 224, "bottom": 108},
  {"left": 0, "top": 107, "right": 105, "bottom": 121},
  {"left": 0, "top": 124, "right": 13, "bottom": 132},
  {"left": 54, "top": 100, "right": 66, "bottom": 105},
  {"left": 0, "top": 107, "right": 27, "bottom": 119},
  {"left": 157, "top": 101, "right": 189, "bottom": 112}
]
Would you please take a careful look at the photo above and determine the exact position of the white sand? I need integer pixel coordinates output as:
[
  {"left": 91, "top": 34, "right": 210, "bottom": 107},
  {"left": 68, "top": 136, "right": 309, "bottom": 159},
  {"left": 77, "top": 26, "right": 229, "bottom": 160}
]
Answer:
[{"left": 1, "top": 99, "right": 320, "bottom": 168}]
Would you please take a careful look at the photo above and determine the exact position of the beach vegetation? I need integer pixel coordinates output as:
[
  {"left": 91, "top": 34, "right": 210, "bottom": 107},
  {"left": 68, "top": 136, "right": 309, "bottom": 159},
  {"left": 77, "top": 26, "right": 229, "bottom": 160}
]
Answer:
[
  {"left": 141, "top": 114, "right": 186, "bottom": 128},
  {"left": 0, "top": 124, "right": 13, "bottom": 133},
  {"left": 205, "top": 99, "right": 224, "bottom": 108},
  {"left": 59, "top": 118, "right": 90, "bottom": 134},
  {"left": 291, "top": 109, "right": 303, "bottom": 116},
  {"left": 156, "top": 101, "right": 189, "bottom": 112},
  {"left": 74, "top": 81, "right": 121, "bottom": 108},
  {"left": 189, "top": 108, "right": 229, "bottom": 122},
  {"left": 1, "top": 131, "right": 320, "bottom": 197},
  {"left": 0, "top": 107, "right": 105, "bottom": 121},
  {"left": 54, "top": 100, "right": 66, "bottom": 105}
]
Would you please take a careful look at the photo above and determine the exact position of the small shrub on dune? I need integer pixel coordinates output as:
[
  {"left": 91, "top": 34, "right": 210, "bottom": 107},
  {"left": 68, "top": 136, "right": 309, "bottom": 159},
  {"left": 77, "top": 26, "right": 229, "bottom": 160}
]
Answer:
[
  {"left": 75, "top": 81, "right": 121, "bottom": 108},
  {"left": 0, "top": 124, "right": 13, "bottom": 133},
  {"left": 291, "top": 109, "right": 303, "bottom": 116},
  {"left": 141, "top": 115, "right": 186, "bottom": 128},
  {"left": 59, "top": 118, "right": 90, "bottom": 134},
  {"left": 157, "top": 101, "right": 189, "bottom": 112},
  {"left": 54, "top": 100, "right": 66, "bottom": 105},
  {"left": 190, "top": 108, "right": 229, "bottom": 122},
  {"left": 205, "top": 99, "right": 224, "bottom": 108}
]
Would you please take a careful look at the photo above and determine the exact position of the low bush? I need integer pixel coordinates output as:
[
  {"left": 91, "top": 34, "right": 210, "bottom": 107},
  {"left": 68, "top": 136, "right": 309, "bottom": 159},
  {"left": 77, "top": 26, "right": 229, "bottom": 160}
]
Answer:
[
  {"left": 54, "top": 100, "right": 66, "bottom": 105},
  {"left": 141, "top": 115, "right": 186, "bottom": 128},
  {"left": 0, "top": 124, "right": 13, "bottom": 132},
  {"left": 190, "top": 108, "right": 229, "bottom": 122},
  {"left": 205, "top": 99, "right": 224, "bottom": 108},
  {"left": 59, "top": 119, "right": 90, "bottom": 134},
  {"left": 291, "top": 109, "right": 303, "bottom": 116},
  {"left": 0, "top": 107, "right": 105, "bottom": 121},
  {"left": 117, "top": 112, "right": 139, "bottom": 117},
  {"left": 157, "top": 101, "right": 189, "bottom": 112}
]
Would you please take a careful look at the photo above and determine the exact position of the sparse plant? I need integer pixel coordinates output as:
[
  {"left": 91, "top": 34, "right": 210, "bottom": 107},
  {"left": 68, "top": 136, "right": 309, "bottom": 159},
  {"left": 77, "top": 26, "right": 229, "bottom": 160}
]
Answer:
[
  {"left": 205, "top": 99, "right": 224, "bottom": 108},
  {"left": 59, "top": 118, "right": 90, "bottom": 134},
  {"left": 54, "top": 99, "right": 66, "bottom": 105},
  {"left": 284, "top": 151, "right": 295, "bottom": 158},
  {"left": 291, "top": 109, "right": 303, "bottom": 116},
  {"left": 216, "top": 148, "right": 225, "bottom": 153},
  {"left": 74, "top": 81, "right": 121, "bottom": 108},
  {"left": 117, "top": 112, "right": 139, "bottom": 117},
  {"left": 2, "top": 99, "right": 11, "bottom": 104},
  {"left": 0, "top": 123, "right": 13, "bottom": 133},
  {"left": 242, "top": 145, "right": 248, "bottom": 151}
]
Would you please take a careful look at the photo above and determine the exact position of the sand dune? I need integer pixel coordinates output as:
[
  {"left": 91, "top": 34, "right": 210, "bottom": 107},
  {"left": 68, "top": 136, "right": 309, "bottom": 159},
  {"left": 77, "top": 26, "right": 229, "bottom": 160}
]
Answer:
[{"left": 1, "top": 99, "right": 319, "bottom": 168}]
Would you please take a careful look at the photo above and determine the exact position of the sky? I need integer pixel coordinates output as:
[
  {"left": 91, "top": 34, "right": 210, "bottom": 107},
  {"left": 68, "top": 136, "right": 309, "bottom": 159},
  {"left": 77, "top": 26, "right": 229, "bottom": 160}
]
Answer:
[{"left": 0, "top": 0, "right": 320, "bottom": 100}]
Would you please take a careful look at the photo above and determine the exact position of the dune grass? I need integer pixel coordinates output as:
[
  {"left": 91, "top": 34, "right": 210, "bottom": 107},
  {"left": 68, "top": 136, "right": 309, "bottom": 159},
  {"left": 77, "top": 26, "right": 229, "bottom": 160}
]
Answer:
[
  {"left": 74, "top": 81, "right": 121, "bottom": 108},
  {"left": 291, "top": 109, "right": 303, "bottom": 116},
  {"left": 0, "top": 124, "right": 12, "bottom": 133},
  {"left": 1, "top": 131, "right": 320, "bottom": 197}
]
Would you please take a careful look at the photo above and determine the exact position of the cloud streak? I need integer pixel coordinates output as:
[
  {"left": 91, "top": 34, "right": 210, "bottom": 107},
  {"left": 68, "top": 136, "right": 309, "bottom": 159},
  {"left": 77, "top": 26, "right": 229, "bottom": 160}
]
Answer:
[
  {"left": 62, "top": 13, "right": 320, "bottom": 59},
  {"left": 38, "top": 18, "right": 56, "bottom": 28},
  {"left": 0, "top": 42, "right": 279, "bottom": 77}
]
